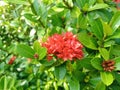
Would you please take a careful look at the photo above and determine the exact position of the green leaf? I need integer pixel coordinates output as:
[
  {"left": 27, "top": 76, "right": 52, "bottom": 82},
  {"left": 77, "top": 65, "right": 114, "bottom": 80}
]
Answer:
[
  {"left": 90, "top": 19, "right": 104, "bottom": 40},
  {"left": 90, "top": 77, "right": 101, "bottom": 87},
  {"left": 100, "top": 72, "right": 114, "bottom": 86},
  {"left": 6, "top": 0, "right": 29, "bottom": 5},
  {"left": 97, "top": 0, "right": 104, "bottom": 3},
  {"left": 32, "top": 0, "right": 47, "bottom": 25},
  {"left": 91, "top": 58, "right": 103, "bottom": 70},
  {"left": 33, "top": 41, "right": 47, "bottom": 60},
  {"left": 95, "top": 81, "right": 106, "bottom": 90},
  {"left": 54, "top": 64, "right": 66, "bottom": 80},
  {"left": 76, "top": 0, "right": 87, "bottom": 9},
  {"left": 108, "top": 29, "right": 120, "bottom": 40},
  {"left": 40, "top": 59, "right": 55, "bottom": 66},
  {"left": 77, "top": 14, "right": 88, "bottom": 29},
  {"left": 114, "top": 72, "right": 120, "bottom": 84},
  {"left": 24, "top": 13, "right": 37, "bottom": 22},
  {"left": 109, "top": 11, "right": 120, "bottom": 31},
  {"left": 104, "top": 40, "right": 115, "bottom": 47},
  {"left": 88, "top": 0, "right": 96, "bottom": 6},
  {"left": 33, "top": 41, "right": 41, "bottom": 53},
  {"left": 114, "top": 57, "right": 120, "bottom": 70},
  {"left": 0, "top": 76, "right": 7, "bottom": 90},
  {"left": 99, "top": 48, "right": 109, "bottom": 60},
  {"left": 102, "top": 22, "right": 113, "bottom": 37},
  {"left": 0, "top": 39, "right": 2, "bottom": 48},
  {"left": 78, "top": 31, "right": 98, "bottom": 50},
  {"left": 71, "top": 6, "right": 81, "bottom": 18},
  {"left": 7, "top": 77, "right": 15, "bottom": 89},
  {"left": 32, "top": 0, "right": 40, "bottom": 15},
  {"left": 110, "top": 45, "right": 120, "bottom": 56},
  {"left": 69, "top": 79, "right": 80, "bottom": 90},
  {"left": 88, "top": 3, "right": 108, "bottom": 11},
  {"left": 16, "top": 44, "right": 35, "bottom": 58},
  {"left": 78, "top": 58, "right": 94, "bottom": 70}
]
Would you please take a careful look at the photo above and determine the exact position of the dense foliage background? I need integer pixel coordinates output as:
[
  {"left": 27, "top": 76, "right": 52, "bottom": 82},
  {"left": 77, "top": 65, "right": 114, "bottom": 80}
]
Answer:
[{"left": 0, "top": 0, "right": 120, "bottom": 90}]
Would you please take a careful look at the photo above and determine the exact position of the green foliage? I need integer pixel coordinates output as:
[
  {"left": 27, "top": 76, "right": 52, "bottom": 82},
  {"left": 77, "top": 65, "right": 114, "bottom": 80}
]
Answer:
[
  {"left": 99, "top": 48, "right": 109, "bottom": 60},
  {"left": 100, "top": 72, "right": 114, "bottom": 86},
  {"left": 0, "top": 76, "right": 16, "bottom": 90},
  {"left": 68, "top": 79, "right": 80, "bottom": 90},
  {"left": 78, "top": 31, "right": 98, "bottom": 50},
  {"left": 33, "top": 41, "right": 47, "bottom": 60},
  {"left": 16, "top": 44, "right": 35, "bottom": 58},
  {"left": 91, "top": 58, "right": 103, "bottom": 70},
  {"left": 109, "top": 11, "right": 120, "bottom": 31},
  {"left": 54, "top": 64, "right": 66, "bottom": 80},
  {"left": 95, "top": 81, "right": 106, "bottom": 90},
  {"left": 0, "top": 0, "right": 120, "bottom": 89}
]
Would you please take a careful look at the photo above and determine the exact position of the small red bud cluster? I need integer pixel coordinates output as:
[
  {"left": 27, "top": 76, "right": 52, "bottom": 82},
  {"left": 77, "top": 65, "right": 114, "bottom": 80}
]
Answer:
[
  {"left": 102, "top": 60, "right": 115, "bottom": 72},
  {"left": 8, "top": 56, "right": 16, "bottom": 65},
  {"left": 34, "top": 53, "right": 39, "bottom": 59}
]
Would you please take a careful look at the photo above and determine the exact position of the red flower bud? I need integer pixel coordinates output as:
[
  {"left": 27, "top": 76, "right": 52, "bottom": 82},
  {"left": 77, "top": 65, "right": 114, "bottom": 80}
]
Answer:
[
  {"left": 34, "top": 53, "right": 39, "bottom": 59},
  {"left": 8, "top": 56, "right": 16, "bottom": 65},
  {"left": 102, "top": 60, "right": 115, "bottom": 72}
]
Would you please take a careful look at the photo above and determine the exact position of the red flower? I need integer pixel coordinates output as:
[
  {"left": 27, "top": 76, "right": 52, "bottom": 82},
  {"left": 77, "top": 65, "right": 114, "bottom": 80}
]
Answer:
[
  {"left": 113, "top": 0, "right": 120, "bottom": 9},
  {"left": 8, "top": 56, "right": 16, "bottom": 65},
  {"left": 42, "top": 32, "right": 84, "bottom": 61},
  {"left": 113, "top": 0, "right": 120, "bottom": 3}
]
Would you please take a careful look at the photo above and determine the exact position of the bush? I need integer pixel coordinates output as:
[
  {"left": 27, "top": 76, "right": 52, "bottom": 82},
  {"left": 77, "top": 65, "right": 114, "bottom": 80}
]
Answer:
[{"left": 0, "top": 0, "right": 120, "bottom": 90}]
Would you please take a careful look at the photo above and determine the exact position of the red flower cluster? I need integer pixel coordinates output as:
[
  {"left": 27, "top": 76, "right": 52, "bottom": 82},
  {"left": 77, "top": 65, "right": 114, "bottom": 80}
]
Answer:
[
  {"left": 114, "top": 0, "right": 120, "bottom": 3},
  {"left": 42, "top": 32, "right": 84, "bottom": 61},
  {"left": 113, "top": 0, "right": 120, "bottom": 9}
]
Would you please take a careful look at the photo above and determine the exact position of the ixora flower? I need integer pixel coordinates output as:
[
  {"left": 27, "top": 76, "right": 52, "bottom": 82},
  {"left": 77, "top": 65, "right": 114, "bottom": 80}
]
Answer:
[
  {"left": 42, "top": 32, "right": 84, "bottom": 61},
  {"left": 113, "top": 0, "right": 120, "bottom": 9}
]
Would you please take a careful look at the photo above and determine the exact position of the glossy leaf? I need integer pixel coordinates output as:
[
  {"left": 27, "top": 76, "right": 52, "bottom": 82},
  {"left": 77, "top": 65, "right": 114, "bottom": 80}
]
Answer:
[
  {"left": 88, "top": 4, "right": 108, "bottom": 11},
  {"left": 100, "top": 72, "right": 114, "bottom": 86},
  {"left": 0, "top": 39, "right": 2, "bottom": 48},
  {"left": 114, "top": 57, "right": 120, "bottom": 70},
  {"left": 54, "top": 64, "right": 66, "bottom": 80},
  {"left": 88, "top": 0, "right": 96, "bottom": 6},
  {"left": 78, "top": 31, "right": 98, "bottom": 50},
  {"left": 32, "top": 0, "right": 47, "bottom": 25},
  {"left": 108, "top": 29, "right": 120, "bottom": 40},
  {"left": 24, "top": 13, "right": 37, "bottom": 22},
  {"left": 90, "top": 19, "right": 104, "bottom": 40},
  {"left": 109, "top": 11, "right": 120, "bottom": 31},
  {"left": 76, "top": 0, "right": 87, "bottom": 9},
  {"left": 104, "top": 40, "right": 115, "bottom": 47},
  {"left": 95, "top": 81, "right": 106, "bottom": 90},
  {"left": 16, "top": 44, "right": 35, "bottom": 58},
  {"left": 110, "top": 45, "right": 120, "bottom": 56},
  {"left": 91, "top": 58, "right": 103, "bottom": 70},
  {"left": 40, "top": 59, "right": 55, "bottom": 66},
  {"left": 102, "top": 22, "right": 113, "bottom": 37},
  {"left": 32, "top": 0, "right": 40, "bottom": 15},
  {"left": 90, "top": 77, "right": 101, "bottom": 87},
  {"left": 71, "top": 6, "right": 81, "bottom": 18},
  {"left": 33, "top": 41, "right": 47, "bottom": 60},
  {"left": 78, "top": 58, "right": 94, "bottom": 70},
  {"left": 99, "top": 48, "right": 109, "bottom": 60},
  {"left": 33, "top": 41, "right": 41, "bottom": 53},
  {"left": 77, "top": 14, "right": 88, "bottom": 29},
  {"left": 6, "top": 77, "right": 15, "bottom": 90},
  {"left": 0, "top": 76, "right": 7, "bottom": 90},
  {"left": 6, "top": 0, "right": 29, "bottom": 5},
  {"left": 69, "top": 79, "right": 80, "bottom": 90}
]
